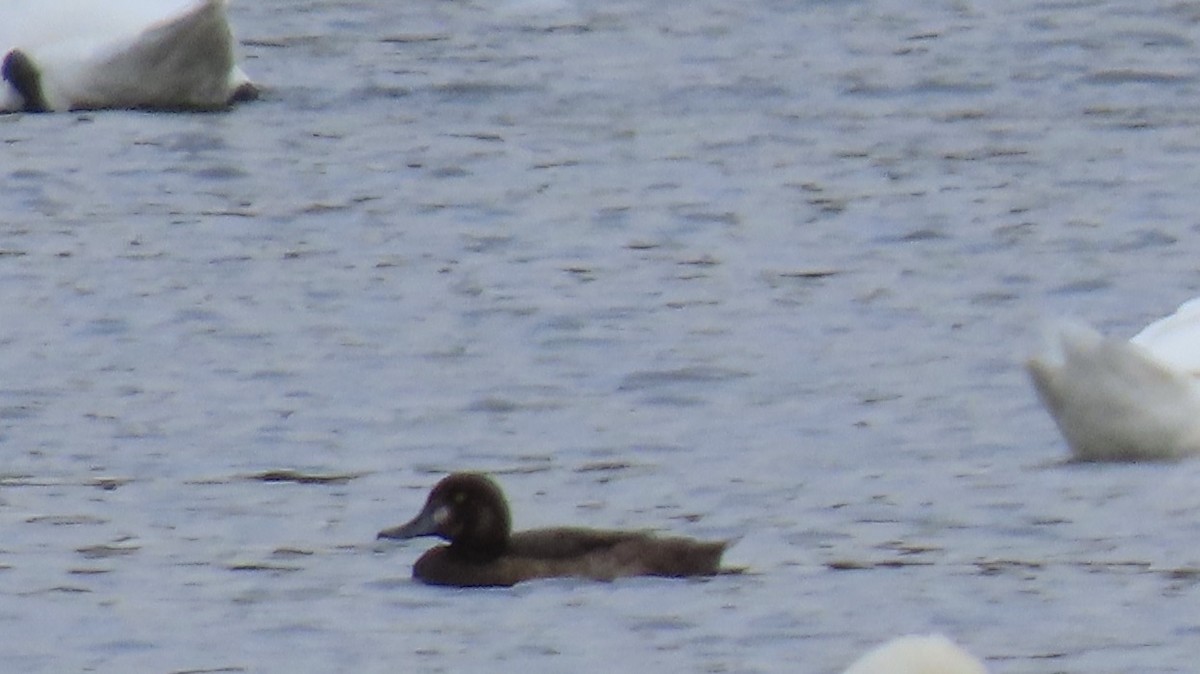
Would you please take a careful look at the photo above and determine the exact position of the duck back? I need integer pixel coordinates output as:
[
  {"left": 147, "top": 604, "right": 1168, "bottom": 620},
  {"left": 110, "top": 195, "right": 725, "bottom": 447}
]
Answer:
[
  {"left": 414, "top": 528, "right": 727, "bottom": 587},
  {"left": 510, "top": 527, "right": 727, "bottom": 575}
]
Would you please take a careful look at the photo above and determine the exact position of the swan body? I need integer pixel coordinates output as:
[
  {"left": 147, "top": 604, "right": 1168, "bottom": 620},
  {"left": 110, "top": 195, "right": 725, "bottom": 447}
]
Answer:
[
  {"left": 1027, "top": 298, "right": 1200, "bottom": 461},
  {"left": 841, "top": 635, "right": 988, "bottom": 674},
  {"left": 1, "top": 0, "right": 255, "bottom": 112}
]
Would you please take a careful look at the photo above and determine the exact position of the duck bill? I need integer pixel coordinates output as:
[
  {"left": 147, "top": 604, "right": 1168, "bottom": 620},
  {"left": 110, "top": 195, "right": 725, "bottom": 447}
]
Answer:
[{"left": 377, "top": 504, "right": 441, "bottom": 540}]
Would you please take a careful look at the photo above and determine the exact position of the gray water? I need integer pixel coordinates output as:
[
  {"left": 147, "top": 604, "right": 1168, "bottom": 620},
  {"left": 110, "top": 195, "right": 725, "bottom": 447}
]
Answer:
[{"left": 4, "top": 0, "right": 1200, "bottom": 672}]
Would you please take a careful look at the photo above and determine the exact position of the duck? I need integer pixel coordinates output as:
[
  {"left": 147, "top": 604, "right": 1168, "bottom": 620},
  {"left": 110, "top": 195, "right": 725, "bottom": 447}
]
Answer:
[
  {"left": 1, "top": 0, "right": 256, "bottom": 112},
  {"left": 376, "top": 472, "right": 729, "bottom": 587},
  {"left": 1026, "top": 297, "right": 1200, "bottom": 461},
  {"left": 841, "top": 635, "right": 988, "bottom": 674}
]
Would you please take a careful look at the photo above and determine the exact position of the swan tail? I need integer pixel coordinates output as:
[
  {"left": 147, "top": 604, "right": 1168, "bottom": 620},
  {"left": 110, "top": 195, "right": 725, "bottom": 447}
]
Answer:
[
  {"left": 69, "top": 0, "right": 250, "bottom": 110},
  {"left": 1027, "top": 321, "right": 1200, "bottom": 461}
]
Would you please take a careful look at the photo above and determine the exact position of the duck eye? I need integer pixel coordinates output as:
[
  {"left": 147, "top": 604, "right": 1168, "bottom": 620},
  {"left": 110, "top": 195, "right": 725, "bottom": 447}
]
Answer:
[{"left": 432, "top": 505, "right": 452, "bottom": 525}]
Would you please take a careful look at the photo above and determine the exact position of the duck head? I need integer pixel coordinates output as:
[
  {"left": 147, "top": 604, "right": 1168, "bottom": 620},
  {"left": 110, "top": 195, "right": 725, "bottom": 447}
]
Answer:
[{"left": 377, "top": 473, "right": 512, "bottom": 562}]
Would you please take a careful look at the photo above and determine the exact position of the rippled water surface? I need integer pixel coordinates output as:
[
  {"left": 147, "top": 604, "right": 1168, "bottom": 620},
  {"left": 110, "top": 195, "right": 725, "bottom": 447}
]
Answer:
[{"left": 4, "top": 1, "right": 1200, "bottom": 672}]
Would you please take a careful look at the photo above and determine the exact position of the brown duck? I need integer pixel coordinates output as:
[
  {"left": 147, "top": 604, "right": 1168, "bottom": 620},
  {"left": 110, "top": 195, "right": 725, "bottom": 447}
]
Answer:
[{"left": 377, "top": 472, "right": 729, "bottom": 587}]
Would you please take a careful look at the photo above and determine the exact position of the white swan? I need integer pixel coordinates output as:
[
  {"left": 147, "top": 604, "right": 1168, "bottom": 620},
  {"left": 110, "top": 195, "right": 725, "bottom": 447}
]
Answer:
[
  {"left": 1027, "top": 297, "right": 1200, "bottom": 461},
  {"left": 1, "top": 0, "right": 256, "bottom": 112},
  {"left": 841, "top": 634, "right": 988, "bottom": 674}
]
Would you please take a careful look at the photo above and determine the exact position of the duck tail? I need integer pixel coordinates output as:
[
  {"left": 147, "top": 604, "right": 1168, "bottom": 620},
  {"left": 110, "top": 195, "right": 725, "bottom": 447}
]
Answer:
[{"left": 1026, "top": 321, "right": 1200, "bottom": 461}]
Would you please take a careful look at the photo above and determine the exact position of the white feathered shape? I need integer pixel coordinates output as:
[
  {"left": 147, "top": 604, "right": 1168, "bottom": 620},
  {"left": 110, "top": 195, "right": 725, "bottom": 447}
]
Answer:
[
  {"left": 842, "top": 634, "right": 988, "bottom": 674},
  {"left": 1, "top": 0, "right": 256, "bottom": 112},
  {"left": 1027, "top": 297, "right": 1200, "bottom": 461}
]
